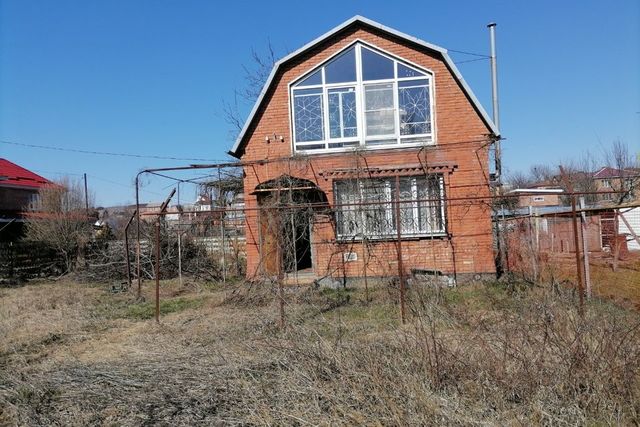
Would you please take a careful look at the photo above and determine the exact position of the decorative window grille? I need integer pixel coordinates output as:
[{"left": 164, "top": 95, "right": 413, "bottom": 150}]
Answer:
[
  {"left": 291, "top": 42, "right": 433, "bottom": 152},
  {"left": 334, "top": 175, "right": 445, "bottom": 239}
]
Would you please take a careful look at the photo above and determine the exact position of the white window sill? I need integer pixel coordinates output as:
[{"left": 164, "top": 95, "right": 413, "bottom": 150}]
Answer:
[
  {"left": 295, "top": 140, "right": 435, "bottom": 155},
  {"left": 335, "top": 232, "right": 448, "bottom": 243}
]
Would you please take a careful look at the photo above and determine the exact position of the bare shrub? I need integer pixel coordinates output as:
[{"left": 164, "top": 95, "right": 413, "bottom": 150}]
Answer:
[{"left": 23, "top": 177, "right": 93, "bottom": 273}]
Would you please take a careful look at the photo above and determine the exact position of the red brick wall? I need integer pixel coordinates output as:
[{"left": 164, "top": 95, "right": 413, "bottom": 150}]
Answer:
[{"left": 238, "top": 24, "right": 496, "bottom": 280}]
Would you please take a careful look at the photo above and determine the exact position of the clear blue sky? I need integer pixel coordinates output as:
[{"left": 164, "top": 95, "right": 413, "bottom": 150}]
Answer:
[{"left": 1, "top": 0, "right": 638, "bottom": 206}]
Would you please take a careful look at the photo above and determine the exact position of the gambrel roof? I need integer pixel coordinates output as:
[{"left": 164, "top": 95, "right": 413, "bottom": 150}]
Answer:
[{"left": 229, "top": 15, "right": 499, "bottom": 158}]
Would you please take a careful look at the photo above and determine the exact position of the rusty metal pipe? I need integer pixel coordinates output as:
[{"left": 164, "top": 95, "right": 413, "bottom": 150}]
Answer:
[
  {"left": 135, "top": 173, "right": 142, "bottom": 298},
  {"left": 155, "top": 219, "right": 160, "bottom": 323},
  {"left": 124, "top": 209, "right": 137, "bottom": 288},
  {"left": 559, "top": 166, "right": 584, "bottom": 315},
  {"left": 394, "top": 176, "right": 407, "bottom": 324}
]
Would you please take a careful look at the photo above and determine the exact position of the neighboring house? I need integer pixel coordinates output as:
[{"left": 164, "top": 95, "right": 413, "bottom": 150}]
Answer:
[
  {"left": 511, "top": 184, "right": 564, "bottom": 208},
  {"left": 511, "top": 166, "right": 640, "bottom": 208},
  {"left": 229, "top": 16, "right": 500, "bottom": 282},
  {"left": 0, "top": 159, "right": 52, "bottom": 240},
  {"left": 592, "top": 167, "right": 640, "bottom": 203}
]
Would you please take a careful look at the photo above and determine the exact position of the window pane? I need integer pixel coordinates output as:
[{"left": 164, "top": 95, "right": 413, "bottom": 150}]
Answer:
[
  {"left": 364, "top": 83, "right": 394, "bottom": 110},
  {"left": 361, "top": 47, "right": 394, "bottom": 81},
  {"left": 328, "top": 87, "right": 358, "bottom": 139},
  {"left": 335, "top": 180, "right": 360, "bottom": 237},
  {"left": 296, "top": 143, "right": 325, "bottom": 151},
  {"left": 328, "top": 140, "right": 359, "bottom": 149},
  {"left": 365, "top": 111, "right": 396, "bottom": 136},
  {"left": 295, "top": 69, "right": 322, "bottom": 86},
  {"left": 398, "top": 80, "right": 431, "bottom": 135},
  {"left": 293, "top": 89, "right": 324, "bottom": 143},
  {"left": 365, "top": 138, "right": 396, "bottom": 146},
  {"left": 361, "top": 179, "right": 391, "bottom": 237},
  {"left": 397, "top": 63, "right": 426, "bottom": 78},
  {"left": 417, "top": 176, "right": 444, "bottom": 232},
  {"left": 324, "top": 46, "right": 357, "bottom": 84},
  {"left": 364, "top": 84, "right": 395, "bottom": 137},
  {"left": 391, "top": 177, "right": 417, "bottom": 235}
]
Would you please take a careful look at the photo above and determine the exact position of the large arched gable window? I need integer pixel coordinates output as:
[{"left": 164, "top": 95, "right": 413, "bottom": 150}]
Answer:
[{"left": 290, "top": 42, "right": 434, "bottom": 153}]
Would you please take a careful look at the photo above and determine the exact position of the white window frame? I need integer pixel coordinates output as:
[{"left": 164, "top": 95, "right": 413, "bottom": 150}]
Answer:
[{"left": 289, "top": 41, "right": 436, "bottom": 154}]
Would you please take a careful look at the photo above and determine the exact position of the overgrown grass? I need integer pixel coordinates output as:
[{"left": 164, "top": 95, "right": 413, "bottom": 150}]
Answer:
[
  {"left": 122, "top": 297, "right": 205, "bottom": 320},
  {"left": 1, "top": 278, "right": 638, "bottom": 425}
]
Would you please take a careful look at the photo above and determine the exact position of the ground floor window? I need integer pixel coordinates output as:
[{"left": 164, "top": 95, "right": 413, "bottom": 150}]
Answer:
[{"left": 334, "top": 175, "right": 445, "bottom": 239}]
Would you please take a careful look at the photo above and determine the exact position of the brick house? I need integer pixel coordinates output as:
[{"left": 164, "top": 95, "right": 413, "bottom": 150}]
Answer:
[
  {"left": 592, "top": 167, "right": 640, "bottom": 204},
  {"left": 228, "top": 16, "right": 500, "bottom": 283},
  {"left": 0, "top": 158, "right": 52, "bottom": 241}
]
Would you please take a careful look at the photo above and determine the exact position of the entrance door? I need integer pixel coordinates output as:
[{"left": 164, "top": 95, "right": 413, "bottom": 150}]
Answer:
[
  {"left": 283, "top": 212, "right": 312, "bottom": 273},
  {"left": 255, "top": 175, "right": 328, "bottom": 277}
]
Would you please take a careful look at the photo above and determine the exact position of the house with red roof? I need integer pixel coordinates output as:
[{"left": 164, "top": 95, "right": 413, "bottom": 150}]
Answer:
[
  {"left": 592, "top": 167, "right": 640, "bottom": 204},
  {"left": 0, "top": 158, "right": 52, "bottom": 239}
]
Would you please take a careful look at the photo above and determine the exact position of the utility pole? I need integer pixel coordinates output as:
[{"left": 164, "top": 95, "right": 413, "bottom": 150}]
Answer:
[
  {"left": 487, "top": 22, "right": 501, "bottom": 182},
  {"left": 83, "top": 173, "right": 89, "bottom": 217},
  {"left": 488, "top": 22, "right": 505, "bottom": 279}
]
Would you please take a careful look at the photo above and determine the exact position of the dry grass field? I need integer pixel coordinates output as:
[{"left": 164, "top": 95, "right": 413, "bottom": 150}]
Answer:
[{"left": 1, "top": 277, "right": 639, "bottom": 425}]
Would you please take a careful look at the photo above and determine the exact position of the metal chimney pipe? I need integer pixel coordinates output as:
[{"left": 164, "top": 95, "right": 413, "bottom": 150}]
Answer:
[{"left": 487, "top": 22, "right": 501, "bottom": 182}]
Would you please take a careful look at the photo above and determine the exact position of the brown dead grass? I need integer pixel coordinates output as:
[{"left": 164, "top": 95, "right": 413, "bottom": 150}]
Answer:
[
  {"left": 543, "top": 251, "right": 640, "bottom": 310},
  {"left": 0, "top": 278, "right": 639, "bottom": 425}
]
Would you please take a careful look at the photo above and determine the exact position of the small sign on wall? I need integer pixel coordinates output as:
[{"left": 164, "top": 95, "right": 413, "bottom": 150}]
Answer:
[{"left": 343, "top": 252, "right": 358, "bottom": 262}]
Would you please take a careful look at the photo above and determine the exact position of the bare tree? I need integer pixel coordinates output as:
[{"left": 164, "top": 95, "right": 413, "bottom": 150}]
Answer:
[
  {"left": 221, "top": 41, "right": 279, "bottom": 142},
  {"left": 506, "top": 170, "right": 533, "bottom": 189},
  {"left": 24, "top": 177, "right": 93, "bottom": 272},
  {"left": 528, "top": 164, "right": 555, "bottom": 184},
  {"left": 601, "top": 139, "right": 640, "bottom": 204},
  {"left": 557, "top": 152, "right": 599, "bottom": 205}
]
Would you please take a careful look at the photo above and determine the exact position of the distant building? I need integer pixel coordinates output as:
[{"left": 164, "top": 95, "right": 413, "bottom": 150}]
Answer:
[
  {"left": 592, "top": 167, "right": 640, "bottom": 203},
  {"left": 0, "top": 159, "right": 52, "bottom": 240},
  {"left": 511, "top": 166, "right": 640, "bottom": 208},
  {"left": 513, "top": 185, "right": 564, "bottom": 207}
]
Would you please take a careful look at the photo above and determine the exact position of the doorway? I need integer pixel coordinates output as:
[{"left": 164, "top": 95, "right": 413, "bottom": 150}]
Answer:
[{"left": 255, "top": 175, "right": 327, "bottom": 276}]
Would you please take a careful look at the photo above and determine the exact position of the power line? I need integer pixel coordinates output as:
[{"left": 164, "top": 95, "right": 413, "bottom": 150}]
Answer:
[
  {"left": 448, "top": 48, "right": 490, "bottom": 58},
  {"left": 454, "top": 57, "right": 490, "bottom": 65},
  {"left": 32, "top": 169, "right": 164, "bottom": 197},
  {"left": 1, "top": 139, "right": 226, "bottom": 162}
]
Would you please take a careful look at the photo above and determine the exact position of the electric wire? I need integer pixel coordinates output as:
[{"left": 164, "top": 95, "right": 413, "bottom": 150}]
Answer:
[
  {"left": 447, "top": 48, "right": 491, "bottom": 58},
  {"left": 1, "top": 139, "right": 227, "bottom": 162}
]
